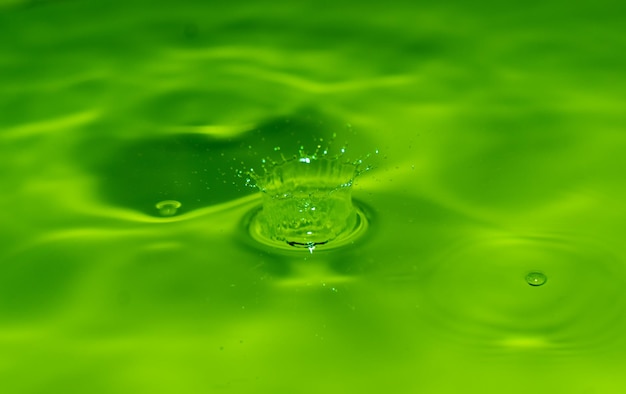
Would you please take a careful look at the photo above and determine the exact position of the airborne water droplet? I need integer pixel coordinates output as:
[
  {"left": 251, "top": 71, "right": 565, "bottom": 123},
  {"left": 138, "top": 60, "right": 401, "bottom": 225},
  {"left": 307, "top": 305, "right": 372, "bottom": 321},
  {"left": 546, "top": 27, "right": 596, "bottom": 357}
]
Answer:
[{"left": 526, "top": 271, "right": 547, "bottom": 286}]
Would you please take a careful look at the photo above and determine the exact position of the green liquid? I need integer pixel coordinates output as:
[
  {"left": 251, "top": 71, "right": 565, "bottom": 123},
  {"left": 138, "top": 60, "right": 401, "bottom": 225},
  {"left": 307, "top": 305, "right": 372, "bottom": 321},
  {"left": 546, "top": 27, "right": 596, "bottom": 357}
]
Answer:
[{"left": 2, "top": 0, "right": 626, "bottom": 393}]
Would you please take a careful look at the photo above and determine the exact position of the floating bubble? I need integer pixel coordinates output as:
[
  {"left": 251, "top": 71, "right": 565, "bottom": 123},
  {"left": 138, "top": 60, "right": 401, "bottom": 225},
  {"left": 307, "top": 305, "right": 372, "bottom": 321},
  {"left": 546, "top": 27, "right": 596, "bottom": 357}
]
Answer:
[
  {"left": 156, "top": 200, "right": 181, "bottom": 216},
  {"left": 526, "top": 271, "right": 547, "bottom": 286}
]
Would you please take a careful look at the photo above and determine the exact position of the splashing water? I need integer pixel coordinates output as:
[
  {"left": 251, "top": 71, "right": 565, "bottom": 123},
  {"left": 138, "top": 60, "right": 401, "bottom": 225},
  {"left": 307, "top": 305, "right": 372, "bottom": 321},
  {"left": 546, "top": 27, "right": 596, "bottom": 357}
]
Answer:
[{"left": 242, "top": 140, "right": 375, "bottom": 252}]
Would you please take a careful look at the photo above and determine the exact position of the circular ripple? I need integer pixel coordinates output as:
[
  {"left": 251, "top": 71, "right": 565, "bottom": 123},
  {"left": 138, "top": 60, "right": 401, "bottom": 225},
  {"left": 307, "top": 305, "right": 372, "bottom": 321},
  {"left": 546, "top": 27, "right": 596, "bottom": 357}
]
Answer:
[
  {"left": 525, "top": 271, "right": 547, "bottom": 287},
  {"left": 424, "top": 235, "right": 626, "bottom": 353},
  {"left": 242, "top": 201, "right": 371, "bottom": 253}
]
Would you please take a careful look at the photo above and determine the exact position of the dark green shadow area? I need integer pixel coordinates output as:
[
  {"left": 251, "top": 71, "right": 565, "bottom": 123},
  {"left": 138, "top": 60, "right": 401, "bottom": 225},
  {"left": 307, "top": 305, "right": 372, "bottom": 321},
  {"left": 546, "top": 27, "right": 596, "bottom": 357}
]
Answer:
[{"left": 82, "top": 110, "right": 372, "bottom": 216}]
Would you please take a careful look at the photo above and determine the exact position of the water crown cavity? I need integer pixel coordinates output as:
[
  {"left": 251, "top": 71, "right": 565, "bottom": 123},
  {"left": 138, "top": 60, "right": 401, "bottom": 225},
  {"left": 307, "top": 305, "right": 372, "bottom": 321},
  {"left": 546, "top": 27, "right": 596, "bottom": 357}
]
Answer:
[{"left": 244, "top": 148, "right": 371, "bottom": 253}]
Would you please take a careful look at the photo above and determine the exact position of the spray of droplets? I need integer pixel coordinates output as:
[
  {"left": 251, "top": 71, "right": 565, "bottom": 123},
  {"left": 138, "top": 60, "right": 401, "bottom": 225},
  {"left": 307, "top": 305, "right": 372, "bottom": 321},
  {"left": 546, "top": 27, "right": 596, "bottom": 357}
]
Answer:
[{"left": 238, "top": 133, "right": 379, "bottom": 193}]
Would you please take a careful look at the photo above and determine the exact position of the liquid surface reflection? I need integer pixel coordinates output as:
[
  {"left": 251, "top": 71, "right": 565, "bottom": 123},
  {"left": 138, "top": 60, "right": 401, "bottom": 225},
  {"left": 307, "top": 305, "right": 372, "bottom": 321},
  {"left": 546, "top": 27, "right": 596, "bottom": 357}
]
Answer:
[{"left": 2, "top": 0, "right": 626, "bottom": 393}]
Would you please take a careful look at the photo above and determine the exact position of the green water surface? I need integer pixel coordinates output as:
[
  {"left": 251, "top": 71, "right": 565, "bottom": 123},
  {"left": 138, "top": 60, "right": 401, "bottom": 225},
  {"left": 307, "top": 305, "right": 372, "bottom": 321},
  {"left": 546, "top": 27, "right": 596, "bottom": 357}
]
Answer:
[{"left": 2, "top": 1, "right": 626, "bottom": 393}]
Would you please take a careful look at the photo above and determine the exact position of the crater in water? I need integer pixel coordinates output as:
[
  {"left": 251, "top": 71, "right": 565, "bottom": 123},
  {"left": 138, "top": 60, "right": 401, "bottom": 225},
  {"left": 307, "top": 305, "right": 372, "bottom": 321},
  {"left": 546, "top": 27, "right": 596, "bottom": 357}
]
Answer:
[
  {"left": 424, "top": 235, "right": 626, "bottom": 353},
  {"left": 244, "top": 155, "right": 371, "bottom": 253}
]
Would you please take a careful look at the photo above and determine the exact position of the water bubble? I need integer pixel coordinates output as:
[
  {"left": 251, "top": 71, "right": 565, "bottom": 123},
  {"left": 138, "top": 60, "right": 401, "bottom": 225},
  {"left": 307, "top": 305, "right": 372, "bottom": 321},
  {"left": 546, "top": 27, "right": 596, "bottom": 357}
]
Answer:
[
  {"left": 526, "top": 271, "right": 547, "bottom": 286},
  {"left": 156, "top": 200, "right": 181, "bottom": 216}
]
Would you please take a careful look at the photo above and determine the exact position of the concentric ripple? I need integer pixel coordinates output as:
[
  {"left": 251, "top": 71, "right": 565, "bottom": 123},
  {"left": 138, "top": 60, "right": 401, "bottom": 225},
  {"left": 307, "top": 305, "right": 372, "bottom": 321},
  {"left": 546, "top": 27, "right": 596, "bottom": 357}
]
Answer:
[
  {"left": 244, "top": 200, "right": 370, "bottom": 253},
  {"left": 424, "top": 234, "right": 626, "bottom": 353}
]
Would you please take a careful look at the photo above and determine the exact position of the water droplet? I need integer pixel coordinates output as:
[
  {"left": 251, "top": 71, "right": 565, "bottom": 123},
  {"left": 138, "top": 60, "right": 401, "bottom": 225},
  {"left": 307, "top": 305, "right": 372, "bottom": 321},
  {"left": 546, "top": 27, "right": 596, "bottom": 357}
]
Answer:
[
  {"left": 156, "top": 200, "right": 181, "bottom": 216},
  {"left": 526, "top": 271, "right": 547, "bottom": 286}
]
